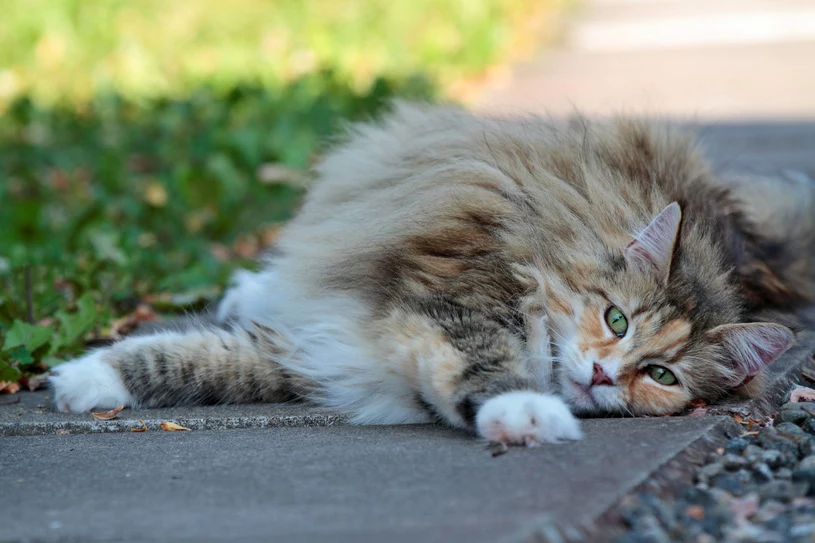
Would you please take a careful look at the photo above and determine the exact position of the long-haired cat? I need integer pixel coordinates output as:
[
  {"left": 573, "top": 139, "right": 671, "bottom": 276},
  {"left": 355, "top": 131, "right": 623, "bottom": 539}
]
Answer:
[{"left": 50, "top": 103, "right": 815, "bottom": 446}]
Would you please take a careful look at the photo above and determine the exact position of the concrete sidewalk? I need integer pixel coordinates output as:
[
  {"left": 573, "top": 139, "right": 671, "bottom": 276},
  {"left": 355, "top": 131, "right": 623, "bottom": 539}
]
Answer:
[{"left": 2, "top": 416, "right": 738, "bottom": 542}]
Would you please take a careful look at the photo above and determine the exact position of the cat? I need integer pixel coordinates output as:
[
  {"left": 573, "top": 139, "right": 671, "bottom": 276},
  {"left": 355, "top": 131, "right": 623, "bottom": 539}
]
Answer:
[{"left": 50, "top": 103, "right": 815, "bottom": 446}]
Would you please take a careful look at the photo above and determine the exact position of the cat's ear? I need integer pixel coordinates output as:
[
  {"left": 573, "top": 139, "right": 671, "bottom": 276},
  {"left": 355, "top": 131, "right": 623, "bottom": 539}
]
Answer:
[
  {"left": 624, "top": 202, "right": 682, "bottom": 284},
  {"left": 708, "top": 323, "right": 794, "bottom": 385}
]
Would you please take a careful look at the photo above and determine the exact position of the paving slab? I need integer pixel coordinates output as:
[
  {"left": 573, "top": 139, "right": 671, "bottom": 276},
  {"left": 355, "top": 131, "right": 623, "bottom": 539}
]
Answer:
[
  {"left": 0, "top": 390, "right": 345, "bottom": 437},
  {"left": 1, "top": 417, "right": 739, "bottom": 543}
]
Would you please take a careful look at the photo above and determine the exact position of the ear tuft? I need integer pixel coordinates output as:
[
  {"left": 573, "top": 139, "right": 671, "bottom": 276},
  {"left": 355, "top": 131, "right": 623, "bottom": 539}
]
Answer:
[
  {"left": 624, "top": 202, "right": 682, "bottom": 284},
  {"left": 708, "top": 323, "right": 794, "bottom": 384}
]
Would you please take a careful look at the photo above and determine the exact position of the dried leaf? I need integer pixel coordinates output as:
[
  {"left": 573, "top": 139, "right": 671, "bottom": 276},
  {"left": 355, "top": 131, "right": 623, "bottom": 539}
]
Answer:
[
  {"left": 132, "top": 419, "right": 148, "bottom": 432},
  {"left": 160, "top": 422, "right": 190, "bottom": 432},
  {"left": 688, "top": 407, "right": 709, "bottom": 417},
  {"left": 685, "top": 505, "right": 705, "bottom": 521},
  {"left": 0, "top": 381, "right": 21, "bottom": 394},
  {"left": 256, "top": 163, "right": 304, "bottom": 185},
  {"left": 733, "top": 415, "right": 747, "bottom": 425},
  {"left": 790, "top": 386, "right": 815, "bottom": 403},
  {"left": 111, "top": 304, "right": 158, "bottom": 337},
  {"left": 92, "top": 405, "right": 125, "bottom": 420},
  {"left": 19, "top": 374, "right": 44, "bottom": 392}
]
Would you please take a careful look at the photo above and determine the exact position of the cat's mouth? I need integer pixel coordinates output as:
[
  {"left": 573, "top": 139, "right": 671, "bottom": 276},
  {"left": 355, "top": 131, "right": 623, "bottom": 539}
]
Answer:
[{"left": 567, "top": 378, "right": 599, "bottom": 409}]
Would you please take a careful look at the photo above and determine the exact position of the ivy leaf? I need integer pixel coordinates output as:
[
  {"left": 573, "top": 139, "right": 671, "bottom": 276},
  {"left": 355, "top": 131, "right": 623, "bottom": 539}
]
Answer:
[
  {"left": 55, "top": 293, "right": 98, "bottom": 347},
  {"left": 0, "top": 360, "right": 21, "bottom": 382},
  {"left": 2, "top": 320, "right": 54, "bottom": 352},
  {"left": 7, "top": 345, "right": 33, "bottom": 366}
]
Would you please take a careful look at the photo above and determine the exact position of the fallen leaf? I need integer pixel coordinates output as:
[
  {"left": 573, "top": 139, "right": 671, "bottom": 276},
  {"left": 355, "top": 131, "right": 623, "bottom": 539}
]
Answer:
[
  {"left": 733, "top": 415, "right": 748, "bottom": 425},
  {"left": 685, "top": 505, "right": 705, "bottom": 520},
  {"left": 92, "top": 405, "right": 125, "bottom": 420},
  {"left": 790, "top": 386, "right": 815, "bottom": 403},
  {"left": 0, "top": 381, "right": 20, "bottom": 394},
  {"left": 132, "top": 420, "right": 148, "bottom": 432},
  {"left": 256, "top": 163, "right": 304, "bottom": 185},
  {"left": 111, "top": 304, "right": 158, "bottom": 337},
  {"left": 19, "top": 374, "right": 44, "bottom": 391},
  {"left": 160, "top": 422, "right": 190, "bottom": 432}
]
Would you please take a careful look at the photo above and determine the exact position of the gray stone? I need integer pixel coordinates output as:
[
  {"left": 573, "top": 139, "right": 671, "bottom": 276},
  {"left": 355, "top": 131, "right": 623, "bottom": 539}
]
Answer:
[
  {"left": 775, "top": 409, "right": 810, "bottom": 426},
  {"left": 793, "top": 456, "right": 815, "bottom": 495},
  {"left": 761, "top": 449, "right": 786, "bottom": 469},
  {"left": 775, "top": 422, "right": 809, "bottom": 437},
  {"left": 744, "top": 445, "right": 765, "bottom": 464},
  {"left": 698, "top": 463, "right": 725, "bottom": 483},
  {"left": 723, "top": 453, "right": 749, "bottom": 471},
  {"left": 776, "top": 468, "right": 793, "bottom": 480},
  {"left": 758, "top": 481, "right": 797, "bottom": 503},
  {"left": 725, "top": 437, "right": 750, "bottom": 455},
  {"left": 753, "top": 463, "right": 774, "bottom": 484}
]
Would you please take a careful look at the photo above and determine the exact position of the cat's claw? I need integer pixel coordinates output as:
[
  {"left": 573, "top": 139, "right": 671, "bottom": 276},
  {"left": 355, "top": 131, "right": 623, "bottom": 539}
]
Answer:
[
  {"left": 476, "top": 391, "right": 582, "bottom": 446},
  {"left": 49, "top": 351, "right": 133, "bottom": 413}
]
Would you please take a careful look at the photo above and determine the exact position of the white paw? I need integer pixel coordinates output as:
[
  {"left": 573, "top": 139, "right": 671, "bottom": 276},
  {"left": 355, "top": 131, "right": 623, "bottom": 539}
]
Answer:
[
  {"left": 49, "top": 351, "right": 134, "bottom": 413},
  {"left": 476, "top": 391, "right": 583, "bottom": 446}
]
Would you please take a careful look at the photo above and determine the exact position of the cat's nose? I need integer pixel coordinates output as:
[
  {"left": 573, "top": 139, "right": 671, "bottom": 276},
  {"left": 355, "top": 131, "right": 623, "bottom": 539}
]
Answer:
[{"left": 592, "top": 363, "right": 615, "bottom": 386}]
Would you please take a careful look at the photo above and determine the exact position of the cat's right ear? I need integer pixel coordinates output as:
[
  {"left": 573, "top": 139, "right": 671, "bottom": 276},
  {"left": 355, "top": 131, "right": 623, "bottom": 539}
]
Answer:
[
  {"left": 624, "top": 202, "right": 682, "bottom": 285},
  {"left": 707, "top": 322, "right": 794, "bottom": 386}
]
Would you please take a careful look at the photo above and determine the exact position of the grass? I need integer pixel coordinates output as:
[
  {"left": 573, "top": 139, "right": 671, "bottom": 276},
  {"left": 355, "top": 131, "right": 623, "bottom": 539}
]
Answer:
[{"left": 0, "top": 0, "right": 562, "bottom": 387}]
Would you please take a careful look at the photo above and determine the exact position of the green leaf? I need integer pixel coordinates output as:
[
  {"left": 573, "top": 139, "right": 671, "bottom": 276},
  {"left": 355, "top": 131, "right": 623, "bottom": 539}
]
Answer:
[
  {"left": 55, "top": 293, "right": 98, "bottom": 347},
  {"left": 0, "top": 360, "right": 21, "bottom": 382},
  {"left": 7, "top": 345, "right": 33, "bottom": 366},
  {"left": 2, "top": 320, "right": 54, "bottom": 352}
]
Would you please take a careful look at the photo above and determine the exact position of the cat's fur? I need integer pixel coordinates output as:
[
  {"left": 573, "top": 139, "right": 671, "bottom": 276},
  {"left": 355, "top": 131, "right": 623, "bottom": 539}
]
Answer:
[{"left": 50, "top": 103, "right": 815, "bottom": 445}]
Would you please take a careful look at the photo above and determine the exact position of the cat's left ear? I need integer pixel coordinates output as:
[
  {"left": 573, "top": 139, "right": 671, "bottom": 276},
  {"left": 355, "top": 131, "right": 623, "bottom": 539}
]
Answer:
[
  {"left": 708, "top": 323, "right": 794, "bottom": 385},
  {"left": 624, "top": 202, "right": 682, "bottom": 285}
]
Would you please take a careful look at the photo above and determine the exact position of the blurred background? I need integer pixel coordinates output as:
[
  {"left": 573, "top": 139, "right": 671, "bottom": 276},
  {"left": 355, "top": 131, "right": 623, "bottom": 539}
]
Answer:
[{"left": 1, "top": 0, "right": 812, "bottom": 391}]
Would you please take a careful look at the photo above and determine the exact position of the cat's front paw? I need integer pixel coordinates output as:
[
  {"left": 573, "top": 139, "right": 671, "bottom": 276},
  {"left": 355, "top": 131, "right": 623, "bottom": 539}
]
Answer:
[
  {"left": 49, "top": 351, "right": 133, "bottom": 413},
  {"left": 475, "top": 391, "right": 582, "bottom": 446}
]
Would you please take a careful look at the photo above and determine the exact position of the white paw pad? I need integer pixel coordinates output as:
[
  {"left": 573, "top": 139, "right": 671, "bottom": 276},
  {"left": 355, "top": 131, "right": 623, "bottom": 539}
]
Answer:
[
  {"left": 49, "top": 351, "right": 133, "bottom": 413},
  {"left": 476, "top": 391, "right": 583, "bottom": 446}
]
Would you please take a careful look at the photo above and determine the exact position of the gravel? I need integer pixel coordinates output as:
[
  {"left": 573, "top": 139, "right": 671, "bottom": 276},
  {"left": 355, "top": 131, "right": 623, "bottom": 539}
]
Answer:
[{"left": 618, "top": 399, "right": 815, "bottom": 542}]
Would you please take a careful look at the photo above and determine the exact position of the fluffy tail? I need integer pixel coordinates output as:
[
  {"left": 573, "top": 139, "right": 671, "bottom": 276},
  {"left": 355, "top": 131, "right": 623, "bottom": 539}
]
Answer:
[
  {"left": 51, "top": 323, "right": 299, "bottom": 412},
  {"left": 724, "top": 170, "right": 815, "bottom": 308}
]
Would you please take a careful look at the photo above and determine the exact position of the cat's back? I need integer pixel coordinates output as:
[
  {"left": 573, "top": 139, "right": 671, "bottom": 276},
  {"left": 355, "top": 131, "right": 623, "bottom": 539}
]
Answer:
[{"left": 275, "top": 104, "right": 714, "bottom": 277}]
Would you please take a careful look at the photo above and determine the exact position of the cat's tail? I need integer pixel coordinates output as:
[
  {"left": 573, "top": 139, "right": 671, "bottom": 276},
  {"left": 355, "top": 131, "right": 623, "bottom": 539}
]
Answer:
[
  {"left": 724, "top": 170, "right": 815, "bottom": 306},
  {"left": 50, "top": 322, "right": 300, "bottom": 412}
]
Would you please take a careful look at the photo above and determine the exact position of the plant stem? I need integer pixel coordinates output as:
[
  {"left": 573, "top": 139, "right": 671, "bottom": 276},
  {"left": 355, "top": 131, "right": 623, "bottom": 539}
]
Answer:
[{"left": 24, "top": 265, "right": 34, "bottom": 324}]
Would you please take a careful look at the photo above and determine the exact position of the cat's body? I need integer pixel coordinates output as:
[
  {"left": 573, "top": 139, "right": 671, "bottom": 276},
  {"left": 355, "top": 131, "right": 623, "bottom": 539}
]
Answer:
[{"left": 51, "top": 104, "right": 815, "bottom": 445}]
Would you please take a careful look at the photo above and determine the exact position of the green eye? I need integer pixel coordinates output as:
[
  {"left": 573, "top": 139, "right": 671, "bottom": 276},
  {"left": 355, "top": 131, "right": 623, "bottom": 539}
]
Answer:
[
  {"left": 605, "top": 306, "right": 628, "bottom": 337},
  {"left": 648, "top": 365, "right": 678, "bottom": 386}
]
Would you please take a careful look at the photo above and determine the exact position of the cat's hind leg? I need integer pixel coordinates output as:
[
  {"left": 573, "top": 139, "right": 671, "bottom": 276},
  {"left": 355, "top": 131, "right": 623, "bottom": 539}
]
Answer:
[{"left": 50, "top": 324, "right": 295, "bottom": 412}]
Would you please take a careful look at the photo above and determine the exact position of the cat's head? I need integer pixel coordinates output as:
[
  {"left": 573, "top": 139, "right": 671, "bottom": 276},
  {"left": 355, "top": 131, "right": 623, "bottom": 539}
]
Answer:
[{"left": 545, "top": 202, "right": 793, "bottom": 416}]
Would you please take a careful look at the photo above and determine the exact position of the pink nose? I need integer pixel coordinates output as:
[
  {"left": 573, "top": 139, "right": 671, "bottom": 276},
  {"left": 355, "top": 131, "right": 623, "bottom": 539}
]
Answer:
[{"left": 592, "top": 363, "right": 614, "bottom": 386}]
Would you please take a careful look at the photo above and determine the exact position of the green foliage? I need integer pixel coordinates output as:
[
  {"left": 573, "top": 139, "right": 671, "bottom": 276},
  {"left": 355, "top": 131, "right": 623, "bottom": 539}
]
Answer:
[
  {"left": 0, "top": 0, "right": 559, "bottom": 379},
  {"left": 0, "top": 74, "right": 434, "bottom": 377},
  {"left": 0, "top": 0, "right": 551, "bottom": 108}
]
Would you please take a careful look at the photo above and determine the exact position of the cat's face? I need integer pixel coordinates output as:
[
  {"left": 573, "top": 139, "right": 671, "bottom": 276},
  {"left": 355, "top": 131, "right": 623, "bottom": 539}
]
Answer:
[
  {"left": 552, "top": 291, "right": 706, "bottom": 415},
  {"left": 542, "top": 202, "right": 793, "bottom": 416}
]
